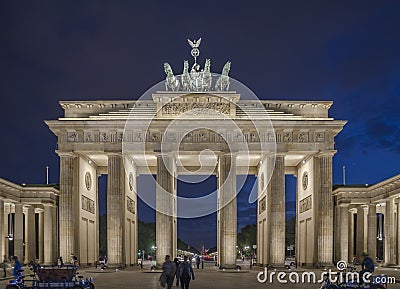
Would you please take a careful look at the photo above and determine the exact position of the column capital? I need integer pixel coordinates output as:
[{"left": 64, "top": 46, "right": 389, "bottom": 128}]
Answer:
[
  {"left": 316, "top": 150, "right": 337, "bottom": 158},
  {"left": 339, "top": 202, "right": 351, "bottom": 208},
  {"left": 106, "top": 152, "right": 122, "bottom": 157},
  {"left": 155, "top": 152, "right": 175, "bottom": 158},
  {"left": 56, "top": 151, "right": 76, "bottom": 158},
  {"left": 218, "top": 152, "right": 238, "bottom": 159},
  {"left": 273, "top": 153, "right": 286, "bottom": 158},
  {"left": 42, "top": 203, "right": 55, "bottom": 208}
]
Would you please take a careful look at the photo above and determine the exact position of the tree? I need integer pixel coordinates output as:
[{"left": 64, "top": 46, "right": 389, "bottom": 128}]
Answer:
[{"left": 237, "top": 224, "right": 257, "bottom": 256}]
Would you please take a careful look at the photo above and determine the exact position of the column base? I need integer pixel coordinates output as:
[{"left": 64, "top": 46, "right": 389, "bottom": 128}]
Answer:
[
  {"left": 268, "top": 263, "right": 286, "bottom": 269},
  {"left": 219, "top": 263, "right": 239, "bottom": 270},
  {"left": 316, "top": 262, "right": 334, "bottom": 269}
]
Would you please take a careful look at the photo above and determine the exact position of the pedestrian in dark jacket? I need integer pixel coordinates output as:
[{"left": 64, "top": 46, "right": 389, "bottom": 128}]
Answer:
[
  {"left": 161, "top": 255, "right": 176, "bottom": 289},
  {"left": 177, "top": 256, "right": 195, "bottom": 289},
  {"left": 12, "top": 256, "right": 22, "bottom": 279}
]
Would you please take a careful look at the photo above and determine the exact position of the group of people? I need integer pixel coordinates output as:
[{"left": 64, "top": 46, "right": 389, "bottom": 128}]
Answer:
[
  {"left": 0, "top": 253, "right": 79, "bottom": 279},
  {"left": 161, "top": 255, "right": 195, "bottom": 289},
  {"left": 0, "top": 255, "right": 22, "bottom": 278},
  {"left": 56, "top": 253, "right": 79, "bottom": 268}
]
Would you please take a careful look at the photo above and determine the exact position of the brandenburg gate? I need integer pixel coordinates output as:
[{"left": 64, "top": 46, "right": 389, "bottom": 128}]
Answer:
[{"left": 46, "top": 40, "right": 346, "bottom": 268}]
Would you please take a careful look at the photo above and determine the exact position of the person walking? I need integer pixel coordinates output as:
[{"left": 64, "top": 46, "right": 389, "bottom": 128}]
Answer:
[
  {"left": 161, "top": 255, "right": 176, "bottom": 289},
  {"left": 70, "top": 253, "right": 79, "bottom": 268},
  {"left": 177, "top": 256, "right": 195, "bottom": 289},
  {"left": 2, "top": 255, "right": 8, "bottom": 277},
  {"left": 57, "top": 256, "right": 64, "bottom": 268},
  {"left": 12, "top": 256, "right": 22, "bottom": 279},
  {"left": 360, "top": 252, "right": 374, "bottom": 283},
  {"left": 195, "top": 255, "right": 200, "bottom": 269}
]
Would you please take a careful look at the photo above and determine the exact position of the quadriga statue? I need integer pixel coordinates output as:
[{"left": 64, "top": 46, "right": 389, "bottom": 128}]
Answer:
[
  {"left": 164, "top": 63, "right": 180, "bottom": 91},
  {"left": 215, "top": 61, "right": 231, "bottom": 91}
]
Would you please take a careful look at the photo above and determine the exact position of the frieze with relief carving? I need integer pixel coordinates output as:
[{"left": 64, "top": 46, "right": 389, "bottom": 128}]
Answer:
[
  {"left": 299, "top": 195, "right": 312, "bottom": 214},
  {"left": 259, "top": 196, "right": 266, "bottom": 214},
  {"left": 68, "top": 132, "right": 78, "bottom": 142},
  {"left": 161, "top": 102, "right": 230, "bottom": 116},
  {"left": 81, "top": 195, "right": 95, "bottom": 214},
  {"left": 127, "top": 196, "right": 135, "bottom": 214}
]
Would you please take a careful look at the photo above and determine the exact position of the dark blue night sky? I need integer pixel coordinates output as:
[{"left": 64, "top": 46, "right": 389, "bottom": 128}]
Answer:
[{"left": 1, "top": 1, "right": 400, "bottom": 249}]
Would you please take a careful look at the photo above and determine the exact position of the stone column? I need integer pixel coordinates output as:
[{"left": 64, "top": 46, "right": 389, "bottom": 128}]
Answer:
[
  {"left": 334, "top": 205, "right": 341, "bottom": 263},
  {"left": 356, "top": 206, "right": 365, "bottom": 259},
  {"left": 59, "top": 153, "right": 76, "bottom": 260},
  {"left": 338, "top": 205, "right": 349, "bottom": 262},
  {"left": 52, "top": 206, "right": 59, "bottom": 264},
  {"left": 217, "top": 153, "right": 237, "bottom": 268},
  {"left": 4, "top": 206, "right": 8, "bottom": 258},
  {"left": 14, "top": 203, "right": 24, "bottom": 260},
  {"left": 38, "top": 211, "right": 44, "bottom": 263},
  {"left": 348, "top": 210, "right": 354, "bottom": 263},
  {"left": 43, "top": 205, "right": 54, "bottom": 264},
  {"left": 24, "top": 206, "right": 36, "bottom": 263},
  {"left": 384, "top": 199, "right": 396, "bottom": 265},
  {"left": 107, "top": 154, "right": 125, "bottom": 266},
  {"left": 268, "top": 154, "right": 285, "bottom": 266},
  {"left": 367, "top": 204, "right": 377, "bottom": 262},
  {"left": 0, "top": 200, "right": 4, "bottom": 259},
  {"left": 156, "top": 154, "right": 176, "bottom": 266},
  {"left": 397, "top": 201, "right": 400, "bottom": 266},
  {"left": 316, "top": 152, "right": 334, "bottom": 266}
]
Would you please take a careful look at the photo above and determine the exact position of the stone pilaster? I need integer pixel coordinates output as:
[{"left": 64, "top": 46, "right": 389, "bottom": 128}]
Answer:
[
  {"left": 3, "top": 206, "right": 8, "bottom": 258},
  {"left": 397, "top": 201, "right": 400, "bottom": 266},
  {"left": 334, "top": 205, "right": 341, "bottom": 263},
  {"left": 156, "top": 154, "right": 176, "bottom": 266},
  {"left": 316, "top": 152, "right": 334, "bottom": 266},
  {"left": 59, "top": 153, "right": 76, "bottom": 260},
  {"left": 338, "top": 205, "right": 349, "bottom": 262},
  {"left": 107, "top": 154, "right": 125, "bottom": 266},
  {"left": 348, "top": 210, "right": 354, "bottom": 263},
  {"left": 14, "top": 203, "right": 24, "bottom": 260},
  {"left": 217, "top": 153, "right": 237, "bottom": 268},
  {"left": 52, "top": 206, "right": 59, "bottom": 264},
  {"left": 38, "top": 211, "right": 44, "bottom": 263},
  {"left": 268, "top": 154, "right": 285, "bottom": 266},
  {"left": 0, "top": 200, "right": 4, "bottom": 259},
  {"left": 24, "top": 206, "right": 36, "bottom": 263},
  {"left": 356, "top": 206, "right": 365, "bottom": 259},
  {"left": 44, "top": 205, "right": 54, "bottom": 264},
  {"left": 384, "top": 199, "right": 396, "bottom": 265},
  {"left": 367, "top": 204, "right": 377, "bottom": 262}
]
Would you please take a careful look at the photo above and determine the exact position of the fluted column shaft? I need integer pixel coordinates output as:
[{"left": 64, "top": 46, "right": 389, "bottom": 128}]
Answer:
[
  {"left": 338, "top": 205, "right": 349, "bottom": 262},
  {"left": 217, "top": 154, "right": 237, "bottom": 268},
  {"left": 356, "top": 206, "right": 365, "bottom": 258},
  {"left": 397, "top": 201, "right": 400, "bottom": 265},
  {"left": 348, "top": 210, "right": 354, "bottom": 263},
  {"left": 107, "top": 154, "right": 125, "bottom": 265},
  {"left": 38, "top": 211, "right": 44, "bottom": 262},
  {"left": 367, "top": 204, "right": 377, "bottom": 262},
  {"left": 0, "top": 200, "right": 4, "bottom": 259},
  {"left": 25, "top": 207, "right": 36, "bottom": 263},
  {"left": 268, "top": 154, "right": 285, "bottom": 266},
  {"left": 316, "top": 153, "right": 334, "bottom": 265},
  {"left": 44, "top": 205, "right": 54, "bottom": 264},
  {"left": 384, "top": 199, "right": 396, "bottom": 265},
  {"left": 59, "top": 154, "right": 75, "bottom": 260},
  {"left": 14, "top": 203, "right": 24, "bottom": 260},
  {"left": 156, "top": 154, "right": 176, "bottom": 266}
]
